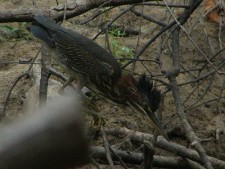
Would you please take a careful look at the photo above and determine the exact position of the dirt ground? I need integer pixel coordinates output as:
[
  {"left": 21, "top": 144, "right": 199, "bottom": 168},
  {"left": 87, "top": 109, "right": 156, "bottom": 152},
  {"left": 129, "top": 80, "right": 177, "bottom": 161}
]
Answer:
[{"left": 0, "top": 0, "right": 225, "bottom": 167}]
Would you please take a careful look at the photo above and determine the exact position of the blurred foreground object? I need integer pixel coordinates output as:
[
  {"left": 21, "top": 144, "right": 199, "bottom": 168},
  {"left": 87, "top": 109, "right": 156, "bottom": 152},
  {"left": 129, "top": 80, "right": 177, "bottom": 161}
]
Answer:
[{"left": 0, "top": 96, "right": 89, "bottom": 169}]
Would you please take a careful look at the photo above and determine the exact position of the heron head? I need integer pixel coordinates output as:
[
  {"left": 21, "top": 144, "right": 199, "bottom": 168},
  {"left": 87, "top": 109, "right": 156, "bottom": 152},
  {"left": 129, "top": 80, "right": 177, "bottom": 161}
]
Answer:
[
  {"left": 114, "top": 74, "right": 168, "bottom": 139},
  {"left": 115, "top": 74, "right": 161, "bottom": 112},
  {"left": 137, "top": 74, "right": 161, "bottom": 113},
  {"left": 128, "top": 74, "right": 168, "bottom": 139}
]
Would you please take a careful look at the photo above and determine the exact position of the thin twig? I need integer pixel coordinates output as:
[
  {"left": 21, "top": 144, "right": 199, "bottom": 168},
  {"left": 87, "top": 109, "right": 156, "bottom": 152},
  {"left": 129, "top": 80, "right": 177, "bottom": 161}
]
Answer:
[
  {"left": 164, "top": 0, "right": 224, "bottom": 75},
  {"left": 109, "top": 146, "right": 128, "bottom": 169},
  {"left": 2, "top": 47, "right": 41, "bottom": 117},
  {"left": 178, "top": 60, "right": 225, "bottom": 86},
  {"left": 101, "top": 126, "right": 115, "bottom": 169},
  {"left": 80, "top": 7, "right": 115, "bottom": 25},
  {"left": 91, "top": 158, "right": 101, "bottom": 169},
  {"left": 130, "top": 7, "right": 167, "bottom": 27}
]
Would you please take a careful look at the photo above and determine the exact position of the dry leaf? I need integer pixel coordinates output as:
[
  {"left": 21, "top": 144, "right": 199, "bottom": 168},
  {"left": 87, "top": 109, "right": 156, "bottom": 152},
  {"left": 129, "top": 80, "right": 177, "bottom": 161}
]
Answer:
[{"left": 204, "top": 0, "right": 220, "bottom": 23}]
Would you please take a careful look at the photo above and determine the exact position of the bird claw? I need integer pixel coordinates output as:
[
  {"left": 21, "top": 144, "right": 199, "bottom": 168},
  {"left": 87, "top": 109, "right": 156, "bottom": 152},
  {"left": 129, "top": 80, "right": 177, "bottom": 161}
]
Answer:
[
  {"left": 85, "top": 109, "right": 106, "bottom": 127},
  {"left": 80, "top": 93, "right": 106, "bottom": 127},
  {"left": 92, "top": 114, "right": 106, "bottom": 127}
]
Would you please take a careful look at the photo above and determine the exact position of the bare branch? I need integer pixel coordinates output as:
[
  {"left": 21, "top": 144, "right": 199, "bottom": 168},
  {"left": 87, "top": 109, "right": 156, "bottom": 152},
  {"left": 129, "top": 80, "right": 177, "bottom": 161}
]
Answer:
[
  {"left": 92, "top": 146, "right": 206, "bottom": 169},
  {"left": 0, "top": 0, "right": 162, "bottom": 23},
  {"left": 103, "top": 127, "right": 225, "bottom": 169},
  {"left": 166, "top": 16, "right": 213, "bottom": 169}
]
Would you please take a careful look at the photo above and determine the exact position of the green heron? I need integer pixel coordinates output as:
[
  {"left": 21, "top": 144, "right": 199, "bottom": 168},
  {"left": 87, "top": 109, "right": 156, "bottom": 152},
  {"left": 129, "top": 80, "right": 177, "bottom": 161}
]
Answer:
[{"left": 28, "top": 15, "right": 168, "bottom": 140}]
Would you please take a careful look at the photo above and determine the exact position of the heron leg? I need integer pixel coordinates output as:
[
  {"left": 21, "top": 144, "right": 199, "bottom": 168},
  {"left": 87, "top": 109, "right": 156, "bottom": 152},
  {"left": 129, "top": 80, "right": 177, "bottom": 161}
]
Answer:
[
  {"left": 77, "top": 80, "right": 84, "bottom": 94},
  {"left": 58, "top": 76, "right": 74, "bottom": 94},
  {"left": 78, "top": 82, "right": 106, "bottom": 127}
]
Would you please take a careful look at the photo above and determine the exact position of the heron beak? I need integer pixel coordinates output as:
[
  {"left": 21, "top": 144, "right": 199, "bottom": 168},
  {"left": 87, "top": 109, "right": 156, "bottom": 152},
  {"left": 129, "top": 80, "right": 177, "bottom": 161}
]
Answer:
[{"left": 128, "top": 102, "right": 169, "bottom": 141}]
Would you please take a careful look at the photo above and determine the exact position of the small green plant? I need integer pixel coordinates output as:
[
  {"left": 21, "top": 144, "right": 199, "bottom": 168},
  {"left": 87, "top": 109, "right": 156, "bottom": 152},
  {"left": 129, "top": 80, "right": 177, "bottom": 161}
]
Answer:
[
  {"left": 109, "top": 37, "right": 133, "bottom": 63},
  {"left": 0, "top": 22, "right": 32, "bottom": 42},
  {"left": 109, "top": 28, "right": 126, "bottom": 37}
]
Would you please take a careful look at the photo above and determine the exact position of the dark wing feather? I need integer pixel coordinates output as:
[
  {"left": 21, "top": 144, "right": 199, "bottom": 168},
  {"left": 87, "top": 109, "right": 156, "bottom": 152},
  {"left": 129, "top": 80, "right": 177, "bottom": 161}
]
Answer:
[{"left": 50, "top": 31, "right": 112, "bottom": 77}]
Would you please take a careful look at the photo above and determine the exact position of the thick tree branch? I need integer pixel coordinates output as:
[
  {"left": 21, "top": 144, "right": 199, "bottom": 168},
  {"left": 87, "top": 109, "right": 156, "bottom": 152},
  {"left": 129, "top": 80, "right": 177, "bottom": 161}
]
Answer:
[
  {"left": 0, "top": 0, "right": 161, "bottom": 23},
  {"left": 103, "top": 127, "right": 225, "bottom": 169},
  {"left": 166, "top": 9, "right": 213, "bottom": 169},
  {"left": 92, "top": 146, "right": 205, "bottom": 169}
]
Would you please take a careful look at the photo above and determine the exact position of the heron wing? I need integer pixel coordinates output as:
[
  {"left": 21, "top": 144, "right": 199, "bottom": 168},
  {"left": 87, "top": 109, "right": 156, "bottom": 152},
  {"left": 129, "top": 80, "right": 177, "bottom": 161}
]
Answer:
[{"left": 33, "top": 15, "right": 121, "bottom": 78}]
